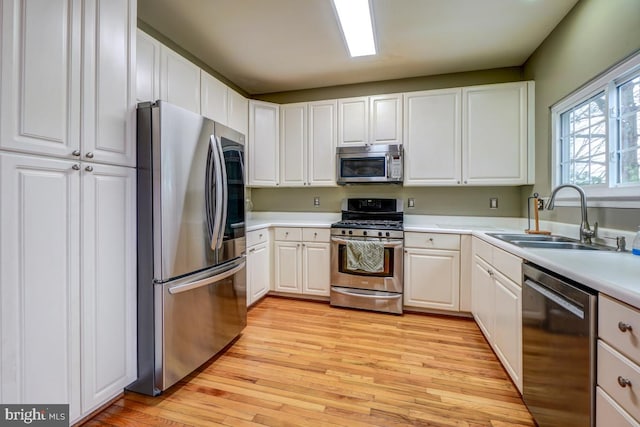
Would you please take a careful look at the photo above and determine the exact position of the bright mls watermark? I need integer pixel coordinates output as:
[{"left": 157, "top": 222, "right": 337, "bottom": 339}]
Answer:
[{"left": 0, "top": 405, "right": 68, "bottom": 426}]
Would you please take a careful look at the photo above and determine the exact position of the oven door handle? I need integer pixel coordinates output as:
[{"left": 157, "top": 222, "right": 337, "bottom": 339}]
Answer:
[
  {"left": 331, "top": 287, "right": 402, "bottom": 300},
  {"left": 331, "top": 236, "right": 403, "bottom": 248}
]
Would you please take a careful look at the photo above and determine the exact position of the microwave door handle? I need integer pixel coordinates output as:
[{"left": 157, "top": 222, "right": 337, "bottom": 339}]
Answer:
[
  {"left": 385, "top": 153, "right": 391, "bottom": 179},
  {"left": 209, "top": 136, "right": 224, "bottom": 250},
  {"left": 215, "top": 136, "right": 228, "bottom": 250}
]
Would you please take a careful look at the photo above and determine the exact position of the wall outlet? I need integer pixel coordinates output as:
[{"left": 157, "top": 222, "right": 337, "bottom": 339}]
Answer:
[
  {"left": 313, "top": 196, "right": 320, "bottom": 207},
  {"left": 489, "top": 197, "right": 498, "bottom": 209},
  {"left": 408, "top": 198, "right": 415, "bottom": 208}
]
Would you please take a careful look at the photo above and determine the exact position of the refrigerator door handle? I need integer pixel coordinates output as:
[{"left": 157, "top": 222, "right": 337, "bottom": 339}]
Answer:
[
  {"left": 168, "top": 258, "right": 246, "bottom": 295},
  {"left": 215, "top": 136, "right": 228, "bottom": 250},
  {"left": 209, "top": 136, "right": 224, "bottom": 250}
]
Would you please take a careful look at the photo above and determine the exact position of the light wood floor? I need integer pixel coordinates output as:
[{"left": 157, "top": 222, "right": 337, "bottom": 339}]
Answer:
[{"left": 86, "top": 297, "right": 535, "bottom": 426}]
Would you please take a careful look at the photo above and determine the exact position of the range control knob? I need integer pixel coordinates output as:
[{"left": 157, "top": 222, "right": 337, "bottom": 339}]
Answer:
[
  {"left": 386, "top": 232, "right": 390, "bottom": 237},
  {"left": 378, "top": 232, "right": 383, "bottom": 237},
  {"left": 348, "top": 230, "right": 353, "bottom": 235},
  {"left": 342, "top": 230, "right": 346, "bottom": 235},
  {"left": 363, "top": 231, "right": 367, "bottom": 236}
]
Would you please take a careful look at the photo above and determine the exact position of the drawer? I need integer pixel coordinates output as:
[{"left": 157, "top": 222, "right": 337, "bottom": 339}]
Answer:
[
  {"left": 472, "top": 236, "right": 493, "bottom": 262},
  {"left": 597, "top": 386, "right": 640, "bottom": 427},
  {"left": 302, "top": 228, "right": 330, "bottom": 243},
  {"left": 598, "top": 340, "right": 640, "bottom": 422},
  {"left": 492, "top": 247, "right": 522, "bottom": 285},
  {"left": 600, "top": 294, "right": 640, "bottom": 365},
  {"left": 247, "top": 228, "right": 269, "bottom": 247},
  {"left": 274, "top": 227, "right": 302, "bottom": 241},
  {"left": 404, "top": 232, "right": 460, "bottom": 250}
]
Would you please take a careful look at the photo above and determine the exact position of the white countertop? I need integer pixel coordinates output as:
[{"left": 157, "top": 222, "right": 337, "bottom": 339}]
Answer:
[{"left": 247, "top": 211, "right": 640, "bottom": 308}]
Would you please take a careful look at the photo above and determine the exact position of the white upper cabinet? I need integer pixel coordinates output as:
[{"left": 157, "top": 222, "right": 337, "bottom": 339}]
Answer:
[
  {"left": 404, "top": 89, "right": 462, "bottom": 185},
  {"left": 200, "top": 70, "right": 228, "bottom": 124},
  {"left": 370, "top": 93, "right": 402, "bottom": 145},
  {"left": 160, "top": 45, "right": 201, "bottom": 114},
  {"left": 403, "top": 82, "right": 533, "bottom": 186},
  {"left": 0, "top": 0, "right": 135, "bottom": 166},
  {"left": 0, "top": 0, "right": 81, "bottom": 158},
  {"left": 462, "top": 82, "right": 533, "bottom": 185},
  {"left": 338, "top": 94, "right": 402, "bottom": 146},
  {"left": 82, "top": 0, "right": 136, "bottom": 167},
  {"left": 136, "top": 29, "right": 160, "bottom": 103},
  {"left": 280, "top": 103, "right": 307, "bottom": 186},
  {"left": 308, "top": 100, "right": 337, "bottom": 186},
  {"left": 228, "top": 88, "right": 249, "bottom": 136},
  {"left": 279, "top": 100, "right": 337, "bottom": 187},
  {"left": 249, "top": 100, "right": 280, "bottom": 186}
]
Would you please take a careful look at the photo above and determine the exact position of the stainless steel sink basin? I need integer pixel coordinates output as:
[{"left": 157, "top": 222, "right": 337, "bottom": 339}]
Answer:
[{"left": 487, "top": 233, "right": 613, "bottom": 251}]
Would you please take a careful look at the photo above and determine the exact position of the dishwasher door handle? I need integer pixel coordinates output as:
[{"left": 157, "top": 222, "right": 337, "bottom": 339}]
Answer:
[{"left": 524, "top": 278, "right": 585, "bottom": 319}]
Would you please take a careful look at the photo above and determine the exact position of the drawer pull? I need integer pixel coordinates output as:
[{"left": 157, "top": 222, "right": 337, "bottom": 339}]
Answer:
[
  {"left": 618, "top": 322, "right": 633, "bottom": 333},
  {"left": 618, "top": 376, "right": 632, "bottom": 388}
]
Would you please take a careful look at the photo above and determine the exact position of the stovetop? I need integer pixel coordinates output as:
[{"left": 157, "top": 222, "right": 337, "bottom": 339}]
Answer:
[{"left": 331, "top": 198, "right": 404, "bottom": 239}]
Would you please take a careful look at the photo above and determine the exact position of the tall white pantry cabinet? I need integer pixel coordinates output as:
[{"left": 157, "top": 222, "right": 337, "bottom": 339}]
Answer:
[{"left": 0, "top": 0, "right": 137, "bottom": 423}]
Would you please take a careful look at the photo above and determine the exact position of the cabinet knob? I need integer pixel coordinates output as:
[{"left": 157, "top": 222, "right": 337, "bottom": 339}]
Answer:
[
  {"left": 72, "top": 164, "right": 80, "bottom": 170},
  {"left": 85, "top": 152, "right": 94, "bottom": 159},
  {"left": 85, "top": 166, "right": 94, "bottom": 172},
  {"left": 487, "top": 269, "right": 494, "bottom": 276},
  {"left": 249, "top": 248, "right": 255, "bottom": 253},
  {"left": 457, "top": 180, "right": 461, "bottom": 184},
  {"left": 618, "top": 376, "right": 632, "bottom": 388},
  {"left": 464, "top": 180, "right": 468, "bottom": 184},
  {"left": 72, "top": 150, "right": 81, "bottom": 157},
  {"left": 259, "top": 234, "right": 263, "bottom": 238},
  {"left": 618, "top": 322, "right": 633, "bottom": 333}
]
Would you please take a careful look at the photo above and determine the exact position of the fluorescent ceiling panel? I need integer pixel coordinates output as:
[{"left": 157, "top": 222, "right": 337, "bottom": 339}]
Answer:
[{"left": 333, "top": 0, "right": 376, "bottom": 57}]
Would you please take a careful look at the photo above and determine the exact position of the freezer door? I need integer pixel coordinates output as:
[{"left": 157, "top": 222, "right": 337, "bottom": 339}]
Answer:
[{"left": 156, "top": 257, "right": 247, "bottom": 391}]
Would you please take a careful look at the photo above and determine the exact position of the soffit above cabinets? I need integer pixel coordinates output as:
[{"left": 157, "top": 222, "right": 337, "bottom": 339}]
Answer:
[{"left": 138, "top": 0, "right": 579, "bottom": 95}]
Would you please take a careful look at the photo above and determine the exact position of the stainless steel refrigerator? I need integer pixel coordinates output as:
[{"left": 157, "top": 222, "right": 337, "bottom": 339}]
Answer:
[{"left": 128, "top": 101, "right": 247, "bottom": 396}]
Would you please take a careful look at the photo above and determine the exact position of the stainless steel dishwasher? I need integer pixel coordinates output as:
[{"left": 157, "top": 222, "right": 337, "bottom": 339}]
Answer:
[{"left": 522, "top": 262, "right": 597, "bottom": 427}]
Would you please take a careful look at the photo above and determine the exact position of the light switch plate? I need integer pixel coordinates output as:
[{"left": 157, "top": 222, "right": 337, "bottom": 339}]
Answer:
[
  {"left": 489, "top": 198, "right": 498, "bottom": 209},
  {"left": 313, "top": 196, "right": 320, "bottom": 207},
  {"left": 408, "top": 198, "right": 415, "bottom": 208}
]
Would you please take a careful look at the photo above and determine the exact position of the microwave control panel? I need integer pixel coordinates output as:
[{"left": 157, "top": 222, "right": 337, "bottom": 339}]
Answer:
[{"left": 390, "top": 155, "right": 402, "bottom": 179}]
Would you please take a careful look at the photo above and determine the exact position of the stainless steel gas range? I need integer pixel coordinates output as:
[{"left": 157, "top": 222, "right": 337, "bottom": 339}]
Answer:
[{"left": 330, "top": 198, "right": 404, "bottom": 314}]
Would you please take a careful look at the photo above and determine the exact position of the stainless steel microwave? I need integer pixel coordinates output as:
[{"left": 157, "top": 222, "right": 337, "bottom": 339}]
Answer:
[{"left": 336, "top": 144, "right": 403, "bottom": 184}]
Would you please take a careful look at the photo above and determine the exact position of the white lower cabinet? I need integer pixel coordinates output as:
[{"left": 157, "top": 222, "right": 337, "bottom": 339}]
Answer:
[
  {"left": 596, "top": 294, "right": 640, "bottom": 426},
  {"left": 273, "top": 227, "right": 330, "bottom": 296},
  {"left": 471, "top": 237, "right": 522, "bottom": 392},
  {"left": 0, "top": 153, "right": 136, "bottom": 422},
  {"left": 246, "top": 229, "right": 271, "bottom": 306},
  {"left": 403, "top": 232, "right": 461, "bottom": 312}
]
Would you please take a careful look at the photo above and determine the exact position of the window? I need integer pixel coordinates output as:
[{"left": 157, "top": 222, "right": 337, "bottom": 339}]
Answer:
[{"left": 552, "top": 52, "right": 640, "bottom": 207}]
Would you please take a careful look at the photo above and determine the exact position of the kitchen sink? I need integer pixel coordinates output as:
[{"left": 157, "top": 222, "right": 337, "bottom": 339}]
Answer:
[{"left": 487, "top": 233, "right": 613, "bottom": 251}]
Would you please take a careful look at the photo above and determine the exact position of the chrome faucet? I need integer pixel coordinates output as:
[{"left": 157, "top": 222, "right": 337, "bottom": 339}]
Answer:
[{"left": 546, "top": 184, "right": 597, "bottom": 244}]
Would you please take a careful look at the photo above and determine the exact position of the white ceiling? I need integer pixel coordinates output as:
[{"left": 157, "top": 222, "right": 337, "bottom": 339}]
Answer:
[{"left": 138, "top": 0, "right": 580, "bottom": 95}]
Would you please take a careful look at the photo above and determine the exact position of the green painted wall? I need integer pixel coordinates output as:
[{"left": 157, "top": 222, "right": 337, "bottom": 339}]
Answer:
[{"left": 522, "top": 0, "right": 640, "bottom": 230}]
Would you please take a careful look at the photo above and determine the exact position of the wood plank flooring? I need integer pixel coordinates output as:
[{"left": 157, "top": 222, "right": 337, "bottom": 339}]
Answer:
[{"left": 85, "top": 297, "right": 535, "bottom": 426}]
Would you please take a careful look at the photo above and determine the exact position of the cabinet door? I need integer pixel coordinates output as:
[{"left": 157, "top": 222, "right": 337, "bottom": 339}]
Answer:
[
  {"left": 247, "top": 242, "right": 270, "bottom": 305},
  {"left": 338, "top": 97, "right": 368, "bottom": 146},
  {"left": 404, "top": 248, "right": 460, "bottom": 311},
  {"left": 0, "top": 153, "right": 81, "bottom": 421},
  {"left": 280, "top": 103, "right": 307, "bottom": 186},
  {"left": 82, "top": 0, "right": 136, "bottom": 167},
  {"left": 274, "top": 242, "right": 301, "bottom": 293},
  {"left": 248, "top": 100, "right": 279, "bottom": 186},
  {"left": 302, "top": 242, "right": 330, "bottom": 296},
  {"left": 404, "top": 89, "right": 462, "bottom": 185},
  {"left": 493, "top": 271, "right": 522, "bottom": 392},
  {"left": 81, "top": 164, "right": 136, "bottom": 413},
  {"left": 160, "top": 45, "right": 201, "bottom": 114},
  {"left": 200, "top": 71, "right": 228, "bottom": 124},
  {"left": 370, "top": 94, "right": 402, "bottom": 145},
  {"left": 471, "top": 256, "right": 495, "bottom": 340},
  {"left": 0, "top": 0, "right": 81, "bottom": 158},
  {"left": 308, "top": 100, "right": 337, "bottom": 186},
  {"left": 228, "top": 88, "right": 248, "bottom": 136},
  {"left": 462, "top": 82, "right": 528, "bottom": 185},
  {"left": 136, "top": 29, "right": 160, "bottom": 103}
]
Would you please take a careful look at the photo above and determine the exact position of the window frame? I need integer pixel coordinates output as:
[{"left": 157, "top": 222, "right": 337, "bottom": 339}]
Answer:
[{"left": 551, "top": 51, "right": 640, "bottom": 208}]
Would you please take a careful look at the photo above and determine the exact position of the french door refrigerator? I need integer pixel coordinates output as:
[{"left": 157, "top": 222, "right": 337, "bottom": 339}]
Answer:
[{"left": 128, "top": 101, "right": 247, "bottom": 396}]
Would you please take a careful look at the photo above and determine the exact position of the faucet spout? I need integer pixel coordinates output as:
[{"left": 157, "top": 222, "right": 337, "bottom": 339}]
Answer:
[{"left": 546, "top": 184, "right": 596, "bottom": 244}]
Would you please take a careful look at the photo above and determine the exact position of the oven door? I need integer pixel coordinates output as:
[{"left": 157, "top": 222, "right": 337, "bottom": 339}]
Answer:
[{"left": 330, "top": 236, "right": 403, "bottom": 293}]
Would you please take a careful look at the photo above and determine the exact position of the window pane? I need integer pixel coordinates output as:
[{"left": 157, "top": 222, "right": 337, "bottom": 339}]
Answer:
[
  {"left": 559, "top": 92, "right": 607, "bottom": 186},
  {"left": 617, "top": 75, "right": 640, "bottom": 184}
]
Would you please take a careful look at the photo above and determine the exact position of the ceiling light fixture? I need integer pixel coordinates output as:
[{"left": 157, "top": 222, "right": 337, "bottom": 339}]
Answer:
[{"left": 332, "top": 0, "right": 376, "bottom": 57}]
